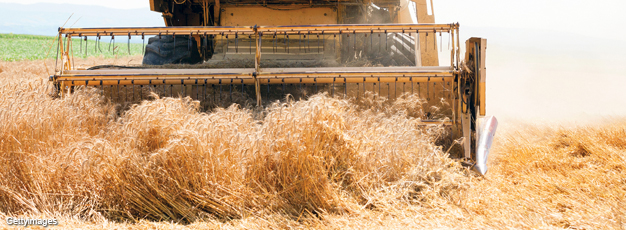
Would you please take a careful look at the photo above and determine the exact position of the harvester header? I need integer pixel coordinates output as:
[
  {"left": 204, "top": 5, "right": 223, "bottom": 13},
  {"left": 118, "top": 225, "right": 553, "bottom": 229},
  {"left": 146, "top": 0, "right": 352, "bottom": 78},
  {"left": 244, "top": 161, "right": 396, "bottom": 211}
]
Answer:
[{"left": 50, "top": 0, "right": 497, "bottom": 175}]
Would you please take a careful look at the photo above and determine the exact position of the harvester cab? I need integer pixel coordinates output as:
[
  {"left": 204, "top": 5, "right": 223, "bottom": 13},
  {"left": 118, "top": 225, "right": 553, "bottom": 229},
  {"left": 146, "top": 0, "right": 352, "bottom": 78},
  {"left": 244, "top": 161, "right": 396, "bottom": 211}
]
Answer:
[{"left": 50, "top": 0, "right": 497, "bottom": 174}]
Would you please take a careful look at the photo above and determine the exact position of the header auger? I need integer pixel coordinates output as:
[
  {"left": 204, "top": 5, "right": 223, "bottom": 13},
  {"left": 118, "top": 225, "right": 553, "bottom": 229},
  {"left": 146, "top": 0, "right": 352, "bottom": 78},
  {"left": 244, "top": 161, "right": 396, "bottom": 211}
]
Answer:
[{"left": 50, "top": 0, "right": 497, "bottom": 174}]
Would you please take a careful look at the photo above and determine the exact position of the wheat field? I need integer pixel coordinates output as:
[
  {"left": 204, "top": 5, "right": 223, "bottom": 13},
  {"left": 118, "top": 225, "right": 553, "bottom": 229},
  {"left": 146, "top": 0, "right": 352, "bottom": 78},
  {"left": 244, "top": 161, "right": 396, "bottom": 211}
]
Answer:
[{"left": 0, "top": 58, "right": 624, "bottom": 229}]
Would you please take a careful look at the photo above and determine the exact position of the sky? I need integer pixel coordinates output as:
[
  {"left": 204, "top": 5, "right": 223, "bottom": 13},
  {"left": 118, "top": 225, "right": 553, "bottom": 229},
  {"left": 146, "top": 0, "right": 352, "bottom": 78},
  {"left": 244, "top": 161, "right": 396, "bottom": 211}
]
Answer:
[
  {"left": 1, "top": 0, "right": 625, "bottom": 122},
  {"left": 437, "top": 0, "right": 626, "bottom": 42}
]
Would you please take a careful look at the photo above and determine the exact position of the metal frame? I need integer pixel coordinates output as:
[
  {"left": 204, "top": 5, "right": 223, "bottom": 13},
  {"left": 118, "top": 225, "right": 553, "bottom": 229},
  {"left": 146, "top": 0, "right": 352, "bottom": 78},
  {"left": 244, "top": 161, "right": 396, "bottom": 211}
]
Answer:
[{"left": 53, "top": 23, "right": 460, "bottom": 98}]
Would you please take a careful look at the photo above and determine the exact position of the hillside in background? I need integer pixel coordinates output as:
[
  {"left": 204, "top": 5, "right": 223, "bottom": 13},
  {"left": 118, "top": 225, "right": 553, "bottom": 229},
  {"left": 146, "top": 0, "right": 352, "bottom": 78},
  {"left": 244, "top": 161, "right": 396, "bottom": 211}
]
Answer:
[{"left": 0, "top": 2, "right": 162, "bottom": 36}]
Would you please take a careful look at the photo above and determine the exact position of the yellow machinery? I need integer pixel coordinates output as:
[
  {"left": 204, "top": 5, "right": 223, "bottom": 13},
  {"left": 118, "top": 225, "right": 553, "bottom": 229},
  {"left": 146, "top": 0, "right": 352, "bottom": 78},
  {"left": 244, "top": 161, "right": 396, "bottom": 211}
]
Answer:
[{"left": 50, "top": 0, "right": 497, "bottom": 174}]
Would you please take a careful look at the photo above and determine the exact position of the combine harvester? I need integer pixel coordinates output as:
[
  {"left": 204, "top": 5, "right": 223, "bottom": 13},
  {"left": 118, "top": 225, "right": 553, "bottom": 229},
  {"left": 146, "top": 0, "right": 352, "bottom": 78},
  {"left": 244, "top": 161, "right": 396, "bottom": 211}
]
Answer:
[{"left": 50, "top": 0, "right": 497, "bottom": 174}]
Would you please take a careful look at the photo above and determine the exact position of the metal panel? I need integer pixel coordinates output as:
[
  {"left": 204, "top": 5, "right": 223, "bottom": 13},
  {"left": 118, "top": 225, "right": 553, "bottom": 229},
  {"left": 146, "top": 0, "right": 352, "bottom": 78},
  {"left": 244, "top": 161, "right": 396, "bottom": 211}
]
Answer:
[
  {"left": 474, "top": 116, "right": 498, "bottom": 175},
  {"left": 413, "top": 0, "right": 438, "bottom": 66},
  {"left": 149, "top": 0, "right": 156, "bottom": 11},
  {"left": 479, "top": 38, "right": 487, "bottom": 116},
  {"left": 221, "top": 7, "right": 337, "bottom": 26},
  {"left": 57, "top": 66, "right": 454, "bottom": 86},
  {"left": 465, "top": 37, "right": 487, "bottom": 116}
]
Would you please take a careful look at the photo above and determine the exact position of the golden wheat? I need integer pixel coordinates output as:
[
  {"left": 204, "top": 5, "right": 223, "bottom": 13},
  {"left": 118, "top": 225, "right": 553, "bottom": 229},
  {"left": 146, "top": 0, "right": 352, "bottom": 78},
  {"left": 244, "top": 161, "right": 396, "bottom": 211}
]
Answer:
[{"left": 0, "top": 59, "right": 624, "bottom": 229}]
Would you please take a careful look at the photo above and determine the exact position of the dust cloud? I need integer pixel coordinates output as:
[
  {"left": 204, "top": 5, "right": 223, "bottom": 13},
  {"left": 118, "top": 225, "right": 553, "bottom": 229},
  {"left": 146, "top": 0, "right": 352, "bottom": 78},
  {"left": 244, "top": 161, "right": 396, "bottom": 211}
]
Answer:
[
  {"left": 432, "top": 0, "right": 626, "bottom": 124},
  {"left": 436, "top": 27, "right": 626, "bottom": 124}
]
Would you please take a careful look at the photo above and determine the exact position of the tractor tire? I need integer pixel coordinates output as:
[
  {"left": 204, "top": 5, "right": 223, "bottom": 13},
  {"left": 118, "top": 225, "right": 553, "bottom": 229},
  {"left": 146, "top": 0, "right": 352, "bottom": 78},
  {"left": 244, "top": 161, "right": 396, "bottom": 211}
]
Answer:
[
  {"left": 200, "top": 35, "right": 215, "bottom": 61},
  {"left": 142, "top": 35, "right": 202, "bottom": 65}
]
